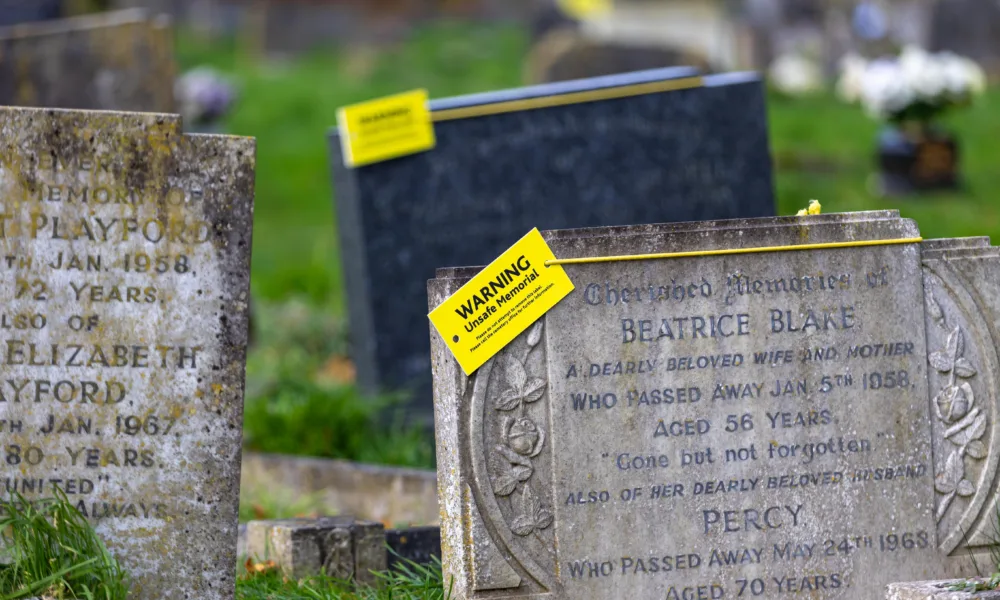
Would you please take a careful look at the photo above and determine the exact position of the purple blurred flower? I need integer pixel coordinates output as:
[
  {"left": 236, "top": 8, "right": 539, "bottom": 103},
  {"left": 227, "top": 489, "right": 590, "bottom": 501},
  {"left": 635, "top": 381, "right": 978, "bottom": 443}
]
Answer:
[{"left": 175, "top": 67, "right": 238, "bottom": 126}]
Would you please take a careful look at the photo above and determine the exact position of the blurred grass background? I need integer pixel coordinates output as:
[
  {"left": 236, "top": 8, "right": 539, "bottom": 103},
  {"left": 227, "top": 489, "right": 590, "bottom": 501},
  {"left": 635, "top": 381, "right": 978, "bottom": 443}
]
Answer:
[{"left": 178, "top": 24, "right": 1000, "bottom": 471}]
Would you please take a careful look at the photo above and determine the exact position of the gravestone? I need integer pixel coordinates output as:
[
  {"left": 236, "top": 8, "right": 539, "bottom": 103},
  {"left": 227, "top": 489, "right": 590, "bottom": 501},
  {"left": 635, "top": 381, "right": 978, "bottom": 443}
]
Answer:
[
  {"left": 428, "top": 211, "right": 998, "bottom": 599},
  {"left": 331, "top": 68, "right": 777, "bottom": 420},
  {"left": 930, "top": 0, "right": 1000, "bottom": 77},
  {"left": 0, "top": 9, "right": 176, "bottom": 113},
  {"left": 0, "top": 106, "right": 254, "bottom": 599},
  {"left": 525, "top": 28, "right": 709, "bottom": 85},
  {"left": 0, "top": 0, "right": 62, "bottom": 27}
]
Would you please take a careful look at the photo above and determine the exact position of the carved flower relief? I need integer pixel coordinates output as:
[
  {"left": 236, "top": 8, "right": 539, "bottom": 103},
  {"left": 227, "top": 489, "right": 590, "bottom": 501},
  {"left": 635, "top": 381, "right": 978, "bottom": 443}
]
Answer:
[
  {"left": 506, "top": 417, "right": 545, "bottom": 457},
  {"left": 924, "top": 282, "right": 989, "bottom": 521},
  {"left": 489, "top": 417, "right": 545, "bottom": 496},
  {"left": 490, "top": 445, "right": 532, "bottom": 497},
  {"left": 510, "top": 484, "right": 554, "bottom": 537},
  {"left": 484, "top": 322, "right": 555, "bottom": 539},
  {"left": 495, "top": 356, "right": 547, "bottom": 412},
  {"left": 936, "top": 382, "right": 974, "bottom": 424}
]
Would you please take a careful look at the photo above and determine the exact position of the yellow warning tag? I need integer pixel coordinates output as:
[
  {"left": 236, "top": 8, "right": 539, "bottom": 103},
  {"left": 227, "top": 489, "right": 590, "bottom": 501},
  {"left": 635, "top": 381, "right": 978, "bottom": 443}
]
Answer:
[
  {"left": 429, "top": 229, "right": 575, "bottom": 375},
  {"left": 557, "top": 0, "right": 613, "bottom": 20},
  {"left": 337, "top": 89, "right": 436, "bottom": 167}
]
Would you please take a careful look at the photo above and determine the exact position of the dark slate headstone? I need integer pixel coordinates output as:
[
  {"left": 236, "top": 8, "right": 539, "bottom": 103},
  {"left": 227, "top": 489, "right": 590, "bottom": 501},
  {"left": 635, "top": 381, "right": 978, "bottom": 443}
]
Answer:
[
  {"left": 930, "top": 0, "right": 1000, "bottom": 75},
  {"left": 329, "top": 68, "right": 776, "bottom": 420},
  {"left": 0, "top": 0, "right": 61, "bottom": 27},
  {"left": 0, "top": 8, "right": 176, "bottom": 112},
  {"left": 386, "top": 526, "right": 442, "bottom": 571}
]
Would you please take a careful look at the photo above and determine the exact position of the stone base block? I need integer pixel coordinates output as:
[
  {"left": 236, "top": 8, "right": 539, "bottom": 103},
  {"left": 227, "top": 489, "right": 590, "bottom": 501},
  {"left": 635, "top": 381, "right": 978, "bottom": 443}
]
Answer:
[
  {"left": 888, "top": 580, "right": 1000, "bottom": 599},
  {"left": 245, "top": 517, "right": 386, "bottom": 585}
]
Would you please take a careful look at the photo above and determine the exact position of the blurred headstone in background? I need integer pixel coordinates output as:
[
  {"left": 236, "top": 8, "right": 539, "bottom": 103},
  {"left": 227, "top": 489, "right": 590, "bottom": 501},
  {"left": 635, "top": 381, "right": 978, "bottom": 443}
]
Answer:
[
  {"left": 0, "top": 0, "right": 63, "bottom": 27},
  {"left": 329, "top": 68, "right": 776, "bottom": 423},
  {"left": 114, "top": 0, "right": 537, "bottom": 58},
  {"left": 527, "top": 0, "right": 754, "bottom": 83},
  {"left": 0, "top": 8, "right": 176, "bottom": 112},
  {"left": 931, "top": 0, "right": 1000, "bottom": 79}
]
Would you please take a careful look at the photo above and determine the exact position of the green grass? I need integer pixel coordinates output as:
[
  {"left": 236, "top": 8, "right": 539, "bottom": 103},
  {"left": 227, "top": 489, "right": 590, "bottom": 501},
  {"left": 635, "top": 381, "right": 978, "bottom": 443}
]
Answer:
[
  {"left": 0, "top": 492, "right": 447, "bottom": 599},
  {"left": 0, "top": 491, "right": 129, "bottom": 600},
  {"left": 235, "top": 560, "right": 450, "bottom": 600},
  {"left": 241, "top": 299, "right": 436, "bottom": 469}
]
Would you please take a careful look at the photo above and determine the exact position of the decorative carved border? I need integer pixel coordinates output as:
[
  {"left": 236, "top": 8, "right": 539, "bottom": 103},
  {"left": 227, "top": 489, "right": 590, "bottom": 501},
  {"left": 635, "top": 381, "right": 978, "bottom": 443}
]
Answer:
[
  {"left": 923, "top": 261, "right": 1000, "bottom": 553},
  {"left": 466, "top": 322, "right": 559, "bottom": 593}
]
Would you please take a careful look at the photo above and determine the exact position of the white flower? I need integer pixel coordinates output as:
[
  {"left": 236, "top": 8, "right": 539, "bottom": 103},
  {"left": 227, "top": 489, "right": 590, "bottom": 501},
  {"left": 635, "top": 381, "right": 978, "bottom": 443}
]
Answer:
[
  {"left": 859, "top": 59, "right": 913, "bottom": 119},
  {"left": 899, "top": 45, "right": 948, "bottom": 102},
  {"left": 836, "top": 53, "right": 868, "bottom": 103},
  {"left": 937, "top": 52, "right": 987, "bottom": 100},
  {"left": 843, "top": 46, "right": 984, "bottom": 121},
  {"left": 768, "top": 53, "right": 824, "bottom": 96}
]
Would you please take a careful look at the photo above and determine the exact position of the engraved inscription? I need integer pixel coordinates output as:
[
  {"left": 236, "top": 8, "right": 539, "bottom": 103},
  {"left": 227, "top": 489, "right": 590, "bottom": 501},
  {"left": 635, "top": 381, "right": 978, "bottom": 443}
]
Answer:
[
  {"left": 466, "top": 244, "right": 938, "bottom": 599},
  {"left": 0, "top": 109, "right": 252, "bottom": 600}
]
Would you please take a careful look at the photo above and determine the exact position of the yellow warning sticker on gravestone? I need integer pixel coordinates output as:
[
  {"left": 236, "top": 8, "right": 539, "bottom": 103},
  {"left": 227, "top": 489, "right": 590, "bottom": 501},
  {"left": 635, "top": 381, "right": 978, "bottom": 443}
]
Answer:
[
  {"left": 429, "top": 229, "right": 575, "bottom": 375},
  {"left": 337, "top": 89, "right": 436, "bottom": 167},
  {"left": 557, "top": 0, "right": 612, "bottom": 20}
]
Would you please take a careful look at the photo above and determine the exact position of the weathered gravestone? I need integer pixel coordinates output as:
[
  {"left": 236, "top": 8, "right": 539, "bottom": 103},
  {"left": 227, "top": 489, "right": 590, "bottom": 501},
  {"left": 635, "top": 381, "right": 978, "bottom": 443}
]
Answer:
[
  {"left": 0, "top": 9, "right": 176, "bottom": 113},
  {"left": 428, "top": 211, "right": 1000, "bottom": 599},
  {"left": 0, "top": 106, "right": 254, "bottom": 599},
  {"left": 331, "top": 68, "right": 777, "bottom": 420}
]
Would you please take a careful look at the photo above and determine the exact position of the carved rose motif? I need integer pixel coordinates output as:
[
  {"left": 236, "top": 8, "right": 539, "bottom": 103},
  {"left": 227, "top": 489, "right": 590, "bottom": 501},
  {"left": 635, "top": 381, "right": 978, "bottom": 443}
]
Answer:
[
  {"left": 486, "top": 321, "right": 555, "bottom": 543},
  {"left": 936, "top": 382, "right": 974, "bottom": 423},
  {"left": 924, "top": 280, "right": 988, "bottom": 523},
  {"left": 506, "top": 417, "right": 545, "bottom": 457}
]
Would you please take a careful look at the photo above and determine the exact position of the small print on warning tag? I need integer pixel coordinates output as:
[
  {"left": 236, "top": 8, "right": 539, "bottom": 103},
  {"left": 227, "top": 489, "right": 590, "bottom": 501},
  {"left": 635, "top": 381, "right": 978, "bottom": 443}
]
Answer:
[
  {"left": 428, "top": 229, "right": 574, "bottom": 375},
  {"left": 337, "top": 89, "right": 435, "bottom": 167}
]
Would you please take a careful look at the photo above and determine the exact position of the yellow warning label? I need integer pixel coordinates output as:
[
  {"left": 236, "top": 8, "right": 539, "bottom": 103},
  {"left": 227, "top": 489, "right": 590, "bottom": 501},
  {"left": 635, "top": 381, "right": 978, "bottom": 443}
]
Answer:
[
  {"left": 429, "top": 229, "right": 575, "bottom": 375},
  {"left": 337, "top": 89, "right": 436, "bottom": 167},
  {"left": 557, "top": 0, "right": 613, "bottom": 20}
]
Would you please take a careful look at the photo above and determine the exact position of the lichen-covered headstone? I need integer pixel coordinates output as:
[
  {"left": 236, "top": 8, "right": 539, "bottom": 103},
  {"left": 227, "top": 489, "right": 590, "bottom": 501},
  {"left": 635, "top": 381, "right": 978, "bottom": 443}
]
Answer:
[
  {"left": 429, "top": 211, "right": 1000, "bottom": 600},
  {"left": 0, "top": 106, "right": 254, "bottom": 600},
  {"left": 0, "top": 9, "right": 176, "bottom": 113}
]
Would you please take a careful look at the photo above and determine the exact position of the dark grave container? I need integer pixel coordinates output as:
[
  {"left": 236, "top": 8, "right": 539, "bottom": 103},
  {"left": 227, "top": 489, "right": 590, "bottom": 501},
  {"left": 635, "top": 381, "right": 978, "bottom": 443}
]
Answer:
[
  {"left": 877, "top": 125, "right": 961, "bottom": 196},
  {"left": 386, "top": 526, "right": 442, "bottom": 571},
  {"left": 329, "top": 67, "right": 777, "bottom": 421}
]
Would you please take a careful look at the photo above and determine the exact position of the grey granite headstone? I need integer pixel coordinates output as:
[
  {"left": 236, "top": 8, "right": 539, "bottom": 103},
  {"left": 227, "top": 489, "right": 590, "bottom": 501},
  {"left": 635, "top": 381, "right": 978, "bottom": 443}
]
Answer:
[
  {"left": 0, "top": 9, "right": 176, "bottom": 113},
  {"left": 331, "top": 68, "right": 776, "bottom": 419},
  {"left": 429, "top": 211, "right": 1000, "bottom": 600},
  {"left": 0, "top": 106, "right": 254, "bottom": 600}
]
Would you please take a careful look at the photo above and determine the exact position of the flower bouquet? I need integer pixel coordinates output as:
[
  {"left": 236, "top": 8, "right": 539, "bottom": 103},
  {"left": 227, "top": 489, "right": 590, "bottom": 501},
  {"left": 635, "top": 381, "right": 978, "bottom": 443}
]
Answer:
[
  {"left": 174, "top": 67, "right": 239, "bottom": 134},
  {"left": 837, "top": 46, "right": 986, "bottom": 195}
]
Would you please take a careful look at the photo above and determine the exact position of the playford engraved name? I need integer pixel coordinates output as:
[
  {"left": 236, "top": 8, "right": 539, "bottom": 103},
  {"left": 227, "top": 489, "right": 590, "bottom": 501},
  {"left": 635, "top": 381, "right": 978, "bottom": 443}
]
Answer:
[
  {"left": 0, "top": 107, "right": 254, "bottom": 600},
  {"left": 429, "top": 213, "right": 988, "bottom": 600}
]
